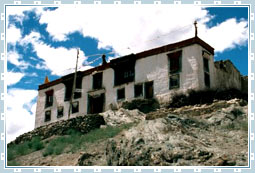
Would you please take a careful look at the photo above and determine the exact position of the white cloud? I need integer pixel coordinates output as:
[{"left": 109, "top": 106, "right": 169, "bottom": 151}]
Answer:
[
  {"left": 6, "top": 88, "right": 37, "bottom": 143},
  {"left": 7, "top": 51, "right": 30, "bottom": 70},
  {"left": 20, "top": 31, "right": 88, "bottom": 76},
  {"left": 37, "top": 5, "right": 247, "bottom": 54},
  {"left": 199, "top": 18, "right": 248, "bottom": 52},
  {"left": 27, "top": 72, "right": 38, "bottom": 77},
  {"left": 39, "top": 5, "right": 205, "bottom": 55},
  {"left": 6, "top": 71, "right": 24, "bottom": 86},
  {"left": 35, "top": 63, "right": 48, "bottom": 70},
  {"left": 6, "top": 6, "right": 43, "bottom": 24},
  {"left": 6, "top": 26, "right": 22, "bottom": 44}
]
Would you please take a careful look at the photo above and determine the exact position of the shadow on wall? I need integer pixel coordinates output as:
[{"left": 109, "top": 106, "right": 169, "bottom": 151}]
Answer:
[
  {"left": 167, "top": 88, "right": 248, "bottom": 108},
  {"left": 121, "top": 98, "right": 160, "bottom": 113}
]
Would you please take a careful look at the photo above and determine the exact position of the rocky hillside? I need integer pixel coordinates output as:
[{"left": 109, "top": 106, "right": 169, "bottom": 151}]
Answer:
[{"left": 8, "top": 98, "right": 248, "bottom": 166}]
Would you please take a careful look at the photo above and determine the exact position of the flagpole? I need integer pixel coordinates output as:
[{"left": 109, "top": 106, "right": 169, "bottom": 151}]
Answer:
[{"left": 68, "top": 48, "right": 79, "bottom": 119}]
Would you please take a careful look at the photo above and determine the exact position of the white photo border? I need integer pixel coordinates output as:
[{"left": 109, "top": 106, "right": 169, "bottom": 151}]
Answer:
[{"left": 0, "top": 0, "right": 254, "bottom": 173}]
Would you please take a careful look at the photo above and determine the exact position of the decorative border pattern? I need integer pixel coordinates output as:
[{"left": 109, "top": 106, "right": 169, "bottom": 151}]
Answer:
[{"left": 0, "top": 0, "right": 254, "bottom": 172}]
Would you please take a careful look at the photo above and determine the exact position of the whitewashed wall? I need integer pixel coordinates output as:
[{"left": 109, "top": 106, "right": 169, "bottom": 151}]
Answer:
[{"left": 35, "top": 44, "right": 217, "bottom": 128}]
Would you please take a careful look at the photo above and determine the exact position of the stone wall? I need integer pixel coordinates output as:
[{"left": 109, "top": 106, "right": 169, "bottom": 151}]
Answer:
[
  {"left": 214, "top": 60, "right": 242, "bottom": 91},
  {"left": 10, "top": 114, "right": 105, "bottom": 145}
]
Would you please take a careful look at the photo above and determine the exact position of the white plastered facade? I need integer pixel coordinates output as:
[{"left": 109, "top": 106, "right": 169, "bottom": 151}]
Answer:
[{"left": 35, "top": 42, "right": 238, "bottom": 128}]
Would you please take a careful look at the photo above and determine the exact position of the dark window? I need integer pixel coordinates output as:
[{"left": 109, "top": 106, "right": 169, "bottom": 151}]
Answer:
[
  {"left": 88, "top": 93, "right": 105, "bottom": 114},
  {"left": 45, "top": 110, "right": 51, "bottom": 122},
  {"left": 45, "top": 90, "right": 53, "bottom": 108},
  {"left": 117, "top": 88, "right": 125, "bottom": 100},
  {"left": 203, "top": 57, "right": 210, "bottom": 88},
  {"left": 64, "top": 77, "right": 82, "bottom": 101},
  {"left": 203, "top": 58, "right": 209, "bottom": 73},
  {"left": 93, "top": 72, "right": 103, "bottom": 90},
  {"left": 134, "top": 84, "right": 143, "bottom": 97},
  {"left": 168, "top": 51, "right": 182, "bottom": 74},
  {"left": 57, "top": 106, "right": 64, "bottom": 118},
  {"left": 204, "top": 72, "right": 210, "bottom": 88},
  {"left": 71, "top": 101, "right": 79, "bottom": 114},
  {"left": 114, "top": 66, "right": 135, "bottom": 86},
  {"left": 145, "top": 81, "right": 153, "bottom": 99},
  {"left": 169, "top": 74, "right": 180, "bottom": 89}
]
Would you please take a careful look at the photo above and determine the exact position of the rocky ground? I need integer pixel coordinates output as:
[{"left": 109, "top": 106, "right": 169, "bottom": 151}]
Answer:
[{"left": 11, "top": 98, "right": 248, "bottom": 166}]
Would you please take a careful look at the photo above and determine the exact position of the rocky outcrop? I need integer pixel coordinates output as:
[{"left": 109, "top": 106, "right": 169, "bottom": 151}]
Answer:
[
  {"left": 10, "top": 99, "right": 248, "bottom": 166},
  {"left": 9, "top": 114, "right": 105, "bottom": 145},
  {"left": 105, "top": 99, "right": 248, "bottom": 166},
  {"left": 100, "top": 108, "right": 145, "bottom": 126}
]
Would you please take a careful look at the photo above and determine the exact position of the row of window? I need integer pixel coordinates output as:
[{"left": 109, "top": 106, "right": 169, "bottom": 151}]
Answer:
[
  {"left": 168, "top": 50, "right": 211, "bottom": 89},
  {"left": 45, "top": 50, "right": 211, "bottom": 109},
  {"left": 116, "top": 81, "right": 154, "bottom": 100},
  {"left": 44, "top": 101, "right": 79, "bottom": 122}
]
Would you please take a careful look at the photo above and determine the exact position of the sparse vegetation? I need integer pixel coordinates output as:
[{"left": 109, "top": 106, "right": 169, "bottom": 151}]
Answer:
[
  {"left": 43, "top": 123, "right": 134, "bottom": 156},
  {"left": 7, "top": 160, "right": 20, "bottom": 166},
  {"left": 222, "top": 120, "right": 248, "bottom": 131},
  {"left": 7, "top": 136, "right": 44, "bottom": 165}
]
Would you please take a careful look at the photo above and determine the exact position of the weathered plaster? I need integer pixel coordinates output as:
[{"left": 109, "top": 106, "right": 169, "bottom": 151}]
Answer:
[{"left": 35, "top": 42, "right": 244, "bottom": 128}]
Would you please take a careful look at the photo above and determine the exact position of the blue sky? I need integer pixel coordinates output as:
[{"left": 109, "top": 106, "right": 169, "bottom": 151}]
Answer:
[{"left": 5, "top": 5, "right": 248, "bottom": 143}]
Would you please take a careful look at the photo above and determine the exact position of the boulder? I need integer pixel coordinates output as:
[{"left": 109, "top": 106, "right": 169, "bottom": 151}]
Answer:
[{"left": 100, "top": 108, "right": 145, "bottom": 126}]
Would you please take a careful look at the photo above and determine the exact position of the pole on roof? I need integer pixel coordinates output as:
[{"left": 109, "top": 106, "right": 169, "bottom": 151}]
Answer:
[
  {"left": 68, "top": 48, "right": 79, "bottom": 119},
  {"left": 194, "top": 21, "right": 198, "bottom": 37}
]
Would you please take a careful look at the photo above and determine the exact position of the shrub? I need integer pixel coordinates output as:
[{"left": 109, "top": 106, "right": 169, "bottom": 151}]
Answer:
[
  {"left": 168, "top": 88, "right": 248, "bottom": 108},
  {"left": 43, "top": 145, "right": 54, "bottom": 157},
  {"left": 30, "top": 136, "right": 44, "bottom": 151},
  {"left": 7, "top": 149, "right": 15, "bottom": 161},
  {"left": 122, "top": 98, "right": 160, "bottom": 113},
  {"left": 7, "top": 136, "right": 44, "bottom": 161},
  {"left": 43, "top": 123, "right": 134, "bottom": 156},
  {"left": 15, "top": 142, "right": 30, "bottom": 156}
]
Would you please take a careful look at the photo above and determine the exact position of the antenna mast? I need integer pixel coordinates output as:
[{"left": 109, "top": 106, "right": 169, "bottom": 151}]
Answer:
[
  {"left": 194, "top": 21, "right": 198, "bottom": 37},
  {"left": 68, "top": 49, "right": 79, "bottom": 119}
]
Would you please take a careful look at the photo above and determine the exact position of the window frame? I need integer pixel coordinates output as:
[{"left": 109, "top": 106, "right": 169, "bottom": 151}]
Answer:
[
  {"left": 144, "top": 81, "right": 154, "bottom": 99},
  {"left": 169, "top": 74, "right": 180, "bottom": 89},
  {"left": 134, "top": 84, "right": 143, "bottom": 98},
  {"left": 64, "top": 77, "right": 82, "bottom": 101},
  {"left": 203, "top": 51, "right": 211, "bottom": 88},
  {"left": 93, "top": 72, "right": 103, "bottom": 90},
  {"left": 168, "top": 50, "right": 182, "bottom": 74},
  {"left": 45, "top": 110, "right": 51, "bottom": 122},
  {"left": 117, "top": 88, "right": 125, "bottom": 100},
  {"left": 71, "top": 101, "right": 79, "bottom": 114},
  {"left": 57, "top": 106, "right": 64, "bottom": 118},
  {"left": 45, "top": 90, "right": 54, "bottom": 108},
  {"left": 168, "top": 50, "right": 182, "bottom": 90}
]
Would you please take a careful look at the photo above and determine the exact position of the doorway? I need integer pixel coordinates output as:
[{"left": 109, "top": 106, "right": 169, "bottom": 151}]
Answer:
[
  {"left": 145, "top": 81, "right": 154, "bottom": 99},
  {"left": 88, "top": 93, "right": 105, "bottom": 114}
]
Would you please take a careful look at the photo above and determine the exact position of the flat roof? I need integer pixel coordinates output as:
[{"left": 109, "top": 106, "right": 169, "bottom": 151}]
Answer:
[{"left": 39, "top": 36, "right": 214, "bottom": 90}]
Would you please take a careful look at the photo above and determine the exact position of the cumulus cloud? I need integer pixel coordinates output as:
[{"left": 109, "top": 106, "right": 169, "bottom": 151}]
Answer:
[
  {"left": 6, "top": 88, "right": 37, "bottom": 143},
  {"left": 6, "top": 5, "right": 248, "bottom": 75},
  {"left": 199, "top": 18, "right": 248, "bottom": 52},
  {"left": 38, "top": 5, "right": 248, "bottom": 54},
  {"left": 7, "top": 51, "right": 30, "bottom": 70},
  {"left": 6, "top": 6, "right": 43, "bottom": 24},
  {"left": 20, "top": 31, "right": 88, "bottom": 76},
  {"left": 6, "top": 71, "right": 24, "bottom": 86},
  {"left": 6, "top": 26, "right": 22, "bottom": 44}
]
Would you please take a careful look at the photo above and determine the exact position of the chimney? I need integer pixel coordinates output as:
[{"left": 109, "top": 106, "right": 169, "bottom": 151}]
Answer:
[{"left": 102, "top": 54, "right": 107, "bottom": 65}]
